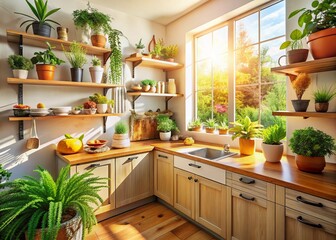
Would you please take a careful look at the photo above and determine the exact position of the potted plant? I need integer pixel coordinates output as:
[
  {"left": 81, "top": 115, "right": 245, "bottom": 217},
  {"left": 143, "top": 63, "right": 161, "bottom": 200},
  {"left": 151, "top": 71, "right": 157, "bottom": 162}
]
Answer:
[
  {"left": 62, "top": 42, "right": 87, "bottom": 82},
  {"left": 289, "top": 0, "right": 336, "bottom": 59},
  {"left": 188, "top": 119, "right": 202, "bottom": 132},
  {"left": 31, "top": 42, "right": 65, "bottom": 80},
  {"left": 156, "top": 115, "right": 179, "bottom": 141},
  {"left": 289, "top": 127, "right": 336, "bottom": 173},
  {"left": 313, "top": 86, "right": 336, "bottom": 112},
  {"left": 83, "top": 100, "right": 97, "bottom": 114},
  {"left": 89, "top": 93, "right": 113, "bottom": 114},
  {"left": 15, "top": 0, "right": 61, "bottom": 37},
  {"left": 262, "top": 124, "right": 286, "bottom": 163},
  {"left": 0, "top": 164, "right": 11, "bottom": 183},
  {"left": 279, "top": 29, "right": 308, "bottom": 64},
  {"left": 141, "top": 79, "right": 156, "bottom": 92},
  {"left": 203, "top": 118, "right": 218, "bottom": 134},
  {"left": 229, "top": 116, "right": 263, "bottom": 155},
  {"left": 7, "top": 54, "right": 33, "bottom": 79},
  {"left": 150, "top": 38, "right": 164, "bottom": 60},
  {"left": 0, "top": 165, "right": 106, "bottom": 240},
  {"left": 89, "top": 56, "right": 104, "bottom": 83},
  {"left": 135, "top": 38, "right": 145, "bottom": 54},
  {"left": 289, "top": 73, "right": 312, "bottom": 112},
  {"left": 162, "top": 44, "right": 178, "bottom": 62},
  {"left": 112, "top": 121, "right": 130, "bottom": 148},
  {"left": 218, "top": 121, "right": 229, "bottom": 135}
]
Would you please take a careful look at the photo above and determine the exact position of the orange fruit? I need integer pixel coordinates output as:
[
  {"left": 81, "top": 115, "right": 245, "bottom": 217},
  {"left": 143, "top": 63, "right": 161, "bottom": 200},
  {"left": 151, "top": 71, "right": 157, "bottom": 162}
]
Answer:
[
  {"left": 57, "top": 138, "right": 83, "bottom": 154},
  {"left": 37, "top": 103, "right": 46, "bottom": 108}
]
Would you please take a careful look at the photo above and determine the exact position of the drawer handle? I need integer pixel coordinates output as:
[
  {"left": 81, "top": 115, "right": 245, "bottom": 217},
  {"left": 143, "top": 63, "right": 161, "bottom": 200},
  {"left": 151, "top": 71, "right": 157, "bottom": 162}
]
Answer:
[
  {"left": 297, "top": 216, "right": 322, "bottom": 228},
  {"left": 85, "top": 163, "right": 101, "bottom": 170},
  {"left": 239, "top": 177, "right": 255, "bottom": 184},
  {"left": 188, "top": 176, "right": 193, "bottom": 180},
  {"left": 158, "top": 154, "right": 168, "bottom": 158},
  {"left": 239, "top": 193, "right": 255, "bottom": 201},
  {"left": 296, "top": 196, "right": 323, "bottom": 208},
  {"left": 188, "top": 163, "right": 201, "bottom": 169}
]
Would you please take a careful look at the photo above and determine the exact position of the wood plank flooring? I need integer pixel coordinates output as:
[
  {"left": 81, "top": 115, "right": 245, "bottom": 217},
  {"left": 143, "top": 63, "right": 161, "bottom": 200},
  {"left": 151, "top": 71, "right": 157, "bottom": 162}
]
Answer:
[{"left": 86, "top": 202, "right": 217, "bottom": 240}]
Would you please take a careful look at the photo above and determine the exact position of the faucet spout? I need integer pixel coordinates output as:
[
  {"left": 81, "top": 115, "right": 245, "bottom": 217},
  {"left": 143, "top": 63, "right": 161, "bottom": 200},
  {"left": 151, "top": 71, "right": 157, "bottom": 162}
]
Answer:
[{"left": 224, "top": 144, "right": 230, "bottom": 153}]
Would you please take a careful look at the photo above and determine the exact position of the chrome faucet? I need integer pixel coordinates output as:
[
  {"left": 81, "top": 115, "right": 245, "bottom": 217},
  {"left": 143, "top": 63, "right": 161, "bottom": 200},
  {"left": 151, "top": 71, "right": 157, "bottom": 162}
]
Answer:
[{"left": 224, "top": 144, "right": 230, "bottom": 153}]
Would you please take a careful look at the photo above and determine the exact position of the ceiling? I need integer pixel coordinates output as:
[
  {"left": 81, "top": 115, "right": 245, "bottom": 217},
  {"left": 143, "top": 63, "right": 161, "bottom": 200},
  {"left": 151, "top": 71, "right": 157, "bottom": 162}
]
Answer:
[{"left": 89, "top": 0, "right": 209, "bottom": 25}]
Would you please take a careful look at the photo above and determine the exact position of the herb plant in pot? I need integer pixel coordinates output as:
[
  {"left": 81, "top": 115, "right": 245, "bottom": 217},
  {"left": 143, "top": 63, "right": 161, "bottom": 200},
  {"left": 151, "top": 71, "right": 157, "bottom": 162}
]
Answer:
[
  {"left": 63, "top": 42, "right": 87, "bottom": 82},
  {"left": 8, "top": 54, "right": 33, "bottom": 79},
  {"left": 218, "top": 121, "right": 229, "bottom": 135},
  {"left": 135, "top": 38, "right": 145, "bottom": 54},
  {"left": 83, "top": 100, "right": 97, "bottom": 114},
  {"left": 203, "top": 118, "right": 217, "bottom": 134},
  {"left": 31, "top": 42, "right": 65, "bottom": 80},
  {"left": 0, "top": 165, "right": 106, "bottom": 240},
  {"left": 262, "top": 124, "right": 286, "bottom": 163},
  {"left": 89, "top": 56, "right": 104, "bottom": 83},
  {"left": 289, "top": 127, "right": 336, "bottom": 173},
  {"left": 15, "top": 0, "right": 61, "bottom": 37},
  {"left": 313, "top": 86, "right": 336, "bottom": 112},
  {"left": 141, "top": 79, "right": 156, "bottom": 92},
  {"left": 89, "top": 93, "right": 113, "bottom": 114},
  {"left": 150, "top": 38, "right": 164, "bottom": 60},
  {"left": 229, "top": 116, "right": 263, "bottom": 155},
  {"left": 162, "top": 44, "right": 178, "bottom": 62},
  {"left": 289, "top": 73, "right": 312, "bottom": 112},
  {"left": 112, "top": 121, "right": 130, "bottom": 148},
  {"left": 188, "top": 119, "right": 202, "bottom": 132},
  {"left": 279, "top": 29, "right": 308, "bottom": 64},
  {"left": 156, "top": 115, "right": 179, "bottom": 141}
]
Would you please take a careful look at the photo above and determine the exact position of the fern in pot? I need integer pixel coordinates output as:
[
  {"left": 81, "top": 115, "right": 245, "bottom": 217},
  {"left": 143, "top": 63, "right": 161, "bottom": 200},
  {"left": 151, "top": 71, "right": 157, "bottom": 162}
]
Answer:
[
  {"left": 262, "top": 124, "right": 286, "bottom": 163},
  {"left": 0, "top": 165, "right": 106, "bottom": 240},
  {"left": 112, "top": 121, "right": 130, "bottom": 148},
  {"left": 8, "top": 54, "right": 33, "bottom": 79},
  {"left": 63, "top": 42, "right": 87, "bottom": 82},
  {"left": 89, "top": 56, "right": 104, "bottom": 83}
]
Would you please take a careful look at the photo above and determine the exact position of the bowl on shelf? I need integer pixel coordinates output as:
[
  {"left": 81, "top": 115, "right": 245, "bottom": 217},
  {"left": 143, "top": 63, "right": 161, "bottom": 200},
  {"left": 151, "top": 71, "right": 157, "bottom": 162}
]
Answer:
[
  {"left": 131, "top": 85, "right": 142, "bottom": 92},
  {"left": 50, "top": 106, "right": 72, "bottom": 116},
  {"left": 30, "top": 108, "right": 50, "bottom": 117},
  {"left": 13, "top": 108, "right": 30, "bottom": 117},
  {"left": 86, "top": 139, "right": 107, "bottom": 149},
  {"left": 83, "top": 108, "right": 97, "bottom": 115},
  {"left": 71, "top": 109, "right": 81, "bottom": 115}
]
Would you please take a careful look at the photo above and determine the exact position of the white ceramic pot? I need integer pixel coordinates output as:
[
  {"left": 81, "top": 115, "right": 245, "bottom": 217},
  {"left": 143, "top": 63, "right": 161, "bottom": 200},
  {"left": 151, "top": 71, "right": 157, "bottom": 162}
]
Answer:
[
  {"left": 112, "top": 133, "right": 130, "bottom": 148},
  {"left": 76, "top": 27, "right": 91, "bottom": 44},
  {"left": 261, "top": 143, "right": 284, "bottom": 163},
  {"left": 89, "top": 66, "right": 104, "bottom": 83},
  {"left": 96, "top": 104, "right": 108, "bottom": 114},
  {"left": 159, "top": 132, "right": 171, "bottom": 141},
  {"left": 13, "top": 69, "right": 28, "bottom": 79}
]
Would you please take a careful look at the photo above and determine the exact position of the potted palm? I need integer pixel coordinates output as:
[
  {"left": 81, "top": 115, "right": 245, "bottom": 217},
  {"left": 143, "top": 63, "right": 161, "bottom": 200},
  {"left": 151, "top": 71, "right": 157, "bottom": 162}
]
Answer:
[
  {"left": 0, "top": 165, "right": 106, "bottom": 240},
  {"left": 289, "top": 0, "right": 336, "bottom": 59},
  {"left": 162, "top": 44, "right": 178, "bottom": 62},
  {"left": 15, "top": 0, "right": 61, "bottom": 37},
  {"left": 289, "top": 127, "right": 336, "bottom": 173},
  {"left": 218, "top": 121, "right": 229, "bottom": 135},
  {"left": 63, "top": 42, "right": 87, "bottom": 82},
  {"left": 31, "top": 42, "right": 65, "bottom": 80},
  {"left": 135, "top": 38, "right": 145, "bottom": 54},
  {"left": 188, "top": 119, "right": 202, "bottom": 132},
  {"left": 262, "top": 124, "right": 286, "bottom": 163},
  {"left": 8, "top": 54, "right": 33, "bottom": 79},
  {"left": 112, "top": 121, "right": 130, "bottom": 148},
  {"left": 156, "top": 115, "right": 179, "bottom": 141},
  {"left": 289, "top": 73, "right": 312, "bottom": 112},
  {"left": 313, "top": 86, "right": 336, "bottom": 112},
  {"left": 89, "top": 56, "right": 104, "bottom": 83},
  {"left": 203, "top": 118, "right": 218, "bottom": 134},
  {"left": 89, "top": 93, "right": 113, "bottom": 114},
  {"left": 229, "top": 116, "right": 263, "bottom": 155},
  {"left": 279, "top": 29, "right": 308, "bottom": 64}
]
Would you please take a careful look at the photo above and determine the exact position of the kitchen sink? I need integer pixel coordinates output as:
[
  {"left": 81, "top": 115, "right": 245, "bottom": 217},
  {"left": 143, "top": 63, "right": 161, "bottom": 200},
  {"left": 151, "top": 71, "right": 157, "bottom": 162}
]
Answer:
[{"left": 186, "top": 148, "right": 237, "bottom": 161}]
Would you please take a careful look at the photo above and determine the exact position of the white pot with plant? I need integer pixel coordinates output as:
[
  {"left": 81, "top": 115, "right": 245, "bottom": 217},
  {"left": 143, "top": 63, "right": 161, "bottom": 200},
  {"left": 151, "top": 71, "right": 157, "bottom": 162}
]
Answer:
[
  {"left": 89, "top": 56, "right": 104, "bottom": 83},
  {"left": 63, "top": 42, "right": 87, "bottom": 82},
  {"left": 313, "top": 86, "right": 336, "bottom": 112},
  {"left": 112, "top": 122, "right": 130, "bottom": 148},
  {"left": 261, "top": 124, "right": 286, "bottom": 163},
  {"left": 135, "top": 38, "right": 145, "bottom": 54},
  {"left": 156, "top": 115, "right": 179, "bottom": 141},
  {"left": 289, "top": 73, "right": 311, "bottom": 112},
  {"left": 141, "top": 79, "right": 156, "bottom": 92},
  {"left": 7, "top": 54, "right": 33, "bottom": 79},
  {"left": 89, "top": 93, "right": 113, "bottom": 114}
]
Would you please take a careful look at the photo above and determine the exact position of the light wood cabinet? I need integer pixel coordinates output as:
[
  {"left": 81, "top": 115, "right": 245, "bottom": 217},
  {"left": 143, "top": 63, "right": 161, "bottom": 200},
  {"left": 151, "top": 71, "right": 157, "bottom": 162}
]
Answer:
[
  {"left": 154, "top": 151, "right": 174, "bottom": 205},
  {"left": 115, "top": 152, "right": 153, "bottom": 208}
]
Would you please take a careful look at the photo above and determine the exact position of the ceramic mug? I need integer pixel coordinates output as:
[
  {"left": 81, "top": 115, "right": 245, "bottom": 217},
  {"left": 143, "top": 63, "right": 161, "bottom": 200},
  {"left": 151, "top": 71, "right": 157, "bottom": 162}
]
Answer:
[{"left": 57, "top": 27, "right": 68, "bottom": 41}]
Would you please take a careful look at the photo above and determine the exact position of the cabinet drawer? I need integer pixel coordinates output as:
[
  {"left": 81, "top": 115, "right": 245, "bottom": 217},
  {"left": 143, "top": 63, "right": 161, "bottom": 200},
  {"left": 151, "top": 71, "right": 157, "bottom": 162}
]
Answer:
[
  {"left": 155, "top": 151, "right": 174, "bottom": 162},
  {"left": 174, "top": 156, "right": 225, "bottom": 184},
  {"left": 286, "top": 189, "right": 336, "bottom": 224}
]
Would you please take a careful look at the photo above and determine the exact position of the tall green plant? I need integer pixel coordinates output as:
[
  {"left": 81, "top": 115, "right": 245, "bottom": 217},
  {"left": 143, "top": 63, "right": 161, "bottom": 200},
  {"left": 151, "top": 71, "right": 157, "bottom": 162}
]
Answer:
[
  {"left": 115, "top": 122, "right": 128, "bottom": 134},
  {"left": 229, "top": 116, "right": 263, "bottom": 140},
  {"left": 31, "top": 42, "right": 65, "bottom": 65},
  {"left": 0, "top": 165, "right": 107, "bottom": 240},
  {"left": 62, "top": 42, "right": 87, "bottom": 68},
  {"left": 263, "top": 124, "right": 286, "bottom": 145}
]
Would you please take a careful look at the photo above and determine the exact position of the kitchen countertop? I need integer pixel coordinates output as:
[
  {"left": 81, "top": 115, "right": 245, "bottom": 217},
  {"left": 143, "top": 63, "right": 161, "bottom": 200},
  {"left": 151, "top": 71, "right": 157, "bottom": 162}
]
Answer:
[{"left": 57, "top": 140, "right": 336, "bottom": 202}]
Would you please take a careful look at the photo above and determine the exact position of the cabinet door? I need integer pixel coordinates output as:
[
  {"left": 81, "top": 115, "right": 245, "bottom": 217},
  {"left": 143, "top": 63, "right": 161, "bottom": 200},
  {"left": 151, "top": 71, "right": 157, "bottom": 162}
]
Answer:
[
  {"left": 116, "top": 152, "right": 153, "bottom": 208},
  {"left": 195, "top": 175, "right": 226, "bottom": 237},
  {"left": 76, "top": 159, "right": 115, "bottom": 214},
  {"left": 229, "top": 188, "right": 275, "bottom": 240},
  {"left": 174, "top": 168, "right": 195, "bottom": 219},
  {"left": 154, "top": 151, "right": 174, "bottom": 205}
]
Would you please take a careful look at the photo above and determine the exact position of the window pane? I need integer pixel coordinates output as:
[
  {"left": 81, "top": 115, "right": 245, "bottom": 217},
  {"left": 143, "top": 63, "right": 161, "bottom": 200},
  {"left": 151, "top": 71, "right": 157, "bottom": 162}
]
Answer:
[
  {"left": 197, "top": 60, "right": 212, "bottom": 91},
  {"left": 236, "top": 85, "right": 260, "bottom": 122},
  {"left": 235, "top": 13, "right": 259, "bottom": 47},
  {"left": 235, "top": 45, "right": 259, "bottom": 85},
  {"left": 260, "top": 1, "right": 285, "bottom": 41},
  {"left": 213, "top": 26, "right": 228, "bottom": 54},
  {"left": 197, "top": 32, "right": 212, "bottom": 60},
  {"left": 197, "top": 90, "right": 212, "bottom": 122}
]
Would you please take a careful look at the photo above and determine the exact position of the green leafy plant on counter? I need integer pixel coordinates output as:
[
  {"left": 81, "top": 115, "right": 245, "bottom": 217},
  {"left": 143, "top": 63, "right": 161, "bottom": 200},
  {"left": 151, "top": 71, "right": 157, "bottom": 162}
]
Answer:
[
  {"left": 156, "top": 115, "right": 179, "bottom": 133},
  {"left": 262, "top": 124, "right": 286, "bottom": 145},
  {"left": 62, "top": 42, "right": 87, "bottom": 68},
  {"left": 229, "top": 116, "right": 263, "bottom": 140},
  {"left": 115, "top": 122, "right": 128, "bottom": 134},
  {"left": 313, "top": 86, "right": 336, "bottom": 103},
  {"left": 0, "top": 164, "right": 11, "bottom": 183},
  {"left": 31, "top": 42, "right": 65, "bottom": 66},
  {"left": 8, "top": 55, "right": 33, "bottom": 70}
]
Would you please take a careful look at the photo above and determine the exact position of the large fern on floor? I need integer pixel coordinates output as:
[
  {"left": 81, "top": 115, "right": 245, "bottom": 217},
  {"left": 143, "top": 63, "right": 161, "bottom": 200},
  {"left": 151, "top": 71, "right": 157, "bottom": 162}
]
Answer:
[{"left": 0, "top": 165, "right": 107, "bottom": 240}]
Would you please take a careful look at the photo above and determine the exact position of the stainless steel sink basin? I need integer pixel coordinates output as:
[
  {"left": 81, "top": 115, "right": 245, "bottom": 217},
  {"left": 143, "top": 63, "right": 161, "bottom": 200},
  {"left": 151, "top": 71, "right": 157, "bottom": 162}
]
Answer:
[{"left": 186, "top": 148, "right": 237, "bottom": 161}]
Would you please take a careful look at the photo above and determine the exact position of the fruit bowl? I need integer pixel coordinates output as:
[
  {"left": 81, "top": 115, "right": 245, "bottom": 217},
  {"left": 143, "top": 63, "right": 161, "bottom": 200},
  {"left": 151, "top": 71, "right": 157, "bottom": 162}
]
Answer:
[
  {"left": 13, "top": 108, "right": 30, "bottom": 117},
  {"left": 86, "top": 139, "right": 107, "bottom": 148}
]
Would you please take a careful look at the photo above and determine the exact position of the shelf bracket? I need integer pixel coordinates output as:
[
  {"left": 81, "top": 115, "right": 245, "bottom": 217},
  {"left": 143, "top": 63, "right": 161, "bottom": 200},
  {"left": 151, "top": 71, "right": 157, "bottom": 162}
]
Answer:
[
  {"left": 18, "top": 35, "right": 24, "bottom": 140},
  {"left": 103, "top": 116, "right": 107, "bottom": 133},
  {"left": 132, "top": 95, "right": 141, "bottom": 109},
  {"left": 165, "top": 96, "right": 173, "bottom": 110},
  {"left": 131, "top": 61, "right": 142, "bottom": 78}
]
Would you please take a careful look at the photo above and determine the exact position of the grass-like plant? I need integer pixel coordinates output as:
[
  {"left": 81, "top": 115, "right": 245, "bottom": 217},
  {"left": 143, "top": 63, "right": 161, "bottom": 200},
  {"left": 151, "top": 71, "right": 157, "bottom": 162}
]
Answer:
[
  {"left": 62, "top": 42, "right": 87, "bottom": 68},
  {"left": 8, "top": 55, "right": 33, "bottom": 70},
  {"left": 313, "top": 86, "right": 336, "bottom": 103},
  {"left": 218, "top": 121, "right": 228, "bottom": 130},
  {"left": 89, "top": 93, "right": 110, "bottom": 104},
  {"left": 162, "top": 44, "right": 178, "bottom": 59},
  {"left": 0, "top": 164, "right": 11, "bottom": 183},
  {"left": 115, "top": 122, "right": 128, "bottom": 134},
  {"left": 91, "top": 56, "right": 101, "bottom": 67},
  {"left": 31, "top": 42, "right": 65, "bottom": 66},
  {"left": 229, "top": 116, "right": 263, "bottom": 140},
  {"left": 203, "top": 118, "right": 218, "bottom": 129},
  {"left": 263, "top": 124, "right": 286, "bottom": 145},
  {"left": 0, "top": 165, "right": 107, "bottom": 240}
]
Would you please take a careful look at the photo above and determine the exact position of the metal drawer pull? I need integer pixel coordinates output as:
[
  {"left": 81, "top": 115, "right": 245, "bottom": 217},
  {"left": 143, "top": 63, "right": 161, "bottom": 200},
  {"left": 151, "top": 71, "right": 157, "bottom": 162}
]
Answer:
[
  {"left": 85, "top": 163, "right": 101, "bottom": 170},
  {"left": 296, "top": 196, "right": 323, "bottom": 207},
  {"left": 188, "top": 176, "right": 193, "bottom": 180},
  {"left": 297, "top": 216, "right": 322, "bottom": 228},
  {"left": 239, "top": 193, "right": 255, "bottom": 201},
  {"left": 127, "top": 156, "right": 138, "bottom": 161},
  {"left": 188, "top": 163, "right": 201, "bottom": 168},
  {"left": 239, "top": 177, "right": 255, "bottom": 184},
  {"left": 158, "top": 154, "right": 168, "bottom": 158},
  {"left": 194, "top": 179, "right": 198, "bottom": 183}
]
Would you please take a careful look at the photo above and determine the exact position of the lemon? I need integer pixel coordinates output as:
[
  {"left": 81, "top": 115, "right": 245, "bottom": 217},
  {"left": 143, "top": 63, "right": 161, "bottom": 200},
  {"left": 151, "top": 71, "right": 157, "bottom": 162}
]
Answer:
[
  {"left": 37, "top": 103, "right": 46, "bottom": 108},
  {"left": 184, "top": 137, "right": 195, "bottom": 146}
]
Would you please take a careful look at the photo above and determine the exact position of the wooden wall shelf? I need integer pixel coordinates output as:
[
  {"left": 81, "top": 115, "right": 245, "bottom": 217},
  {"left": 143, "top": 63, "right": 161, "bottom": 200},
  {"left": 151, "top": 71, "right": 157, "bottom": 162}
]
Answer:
[
  {"left": 9, "top": 113, "right": 123, "bottom": 121},
  {"left": 127, "top": 92, "right": 183, "bottom": 109},
  {"left": 271, "top": 57, "right": 336, "bottom": 75},
  {"left": 272, "top": 111, "right": 336, "bottom": 119}
]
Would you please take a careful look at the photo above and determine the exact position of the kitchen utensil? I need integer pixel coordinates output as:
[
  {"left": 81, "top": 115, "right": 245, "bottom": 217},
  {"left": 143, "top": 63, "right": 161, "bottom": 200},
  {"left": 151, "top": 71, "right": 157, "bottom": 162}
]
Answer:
[{"left": 26, "top": 118, "right": 39, "bottom": 149}]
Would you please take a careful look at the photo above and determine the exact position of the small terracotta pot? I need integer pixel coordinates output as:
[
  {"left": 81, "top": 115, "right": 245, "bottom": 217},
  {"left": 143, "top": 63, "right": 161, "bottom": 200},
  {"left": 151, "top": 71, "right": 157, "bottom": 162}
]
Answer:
[
  {"left": 295, "top": 155, "right": 326, "bottom": 173},
  {"left": 308, "top": 28, "right": 336, "bottom": 59},
  {"left": 239, "top": 138, "right": 255, "bottom": 155},
  {"left": 205, "top": 127, "right": 216, "bottom": 134},
  {"left": 191, "top": 126, "right": 202, "bottom": 132},
  {"left": 218, "top": 129, "right": 228, "bottom": 135},
  {"left": 315, "top": 102, "right": 329, "bottom": 112},
  {"left": 35, "top": 64, "right": 56, "bottom": 80},
  {"left": 91, "top": 34, "right": 106, "bottom": 48},
  {"left": 142, "top": 85, "right": 150, "bottom": 92}
]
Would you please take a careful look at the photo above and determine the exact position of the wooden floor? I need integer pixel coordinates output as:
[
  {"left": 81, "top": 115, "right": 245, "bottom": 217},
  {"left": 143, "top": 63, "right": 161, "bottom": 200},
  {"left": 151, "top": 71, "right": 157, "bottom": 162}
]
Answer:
[{"left": 86, "top": 202, "right": 217, "bottom": 240}]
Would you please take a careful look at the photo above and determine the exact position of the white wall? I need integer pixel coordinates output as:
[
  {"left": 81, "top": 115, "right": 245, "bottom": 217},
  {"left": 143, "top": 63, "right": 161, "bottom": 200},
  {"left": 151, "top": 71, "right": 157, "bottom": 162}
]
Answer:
[{"left": 0, "top": 0, "right": 166, "bottom": 179}]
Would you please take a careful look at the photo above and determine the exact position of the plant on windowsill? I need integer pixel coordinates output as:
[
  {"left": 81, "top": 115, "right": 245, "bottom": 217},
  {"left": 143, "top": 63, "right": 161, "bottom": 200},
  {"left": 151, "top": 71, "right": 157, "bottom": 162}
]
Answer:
[
  {"left": 112, "top": 121, "right": 130, "bottom": 148},
  {"left": 218, "top": 121, "right": 229, "bottom": 135},
  {"left": 313, "top": 86, "right": 336, "bottom": 112},
  {"left": 62, "top": 42, "right": 87, "bottom": 82},
  {"left": 8, "top": 54, "right": 33, "bottom": 79},
  {"left": 289, "top": 72, "right": 312, "bottom": 112},
  {"left": 289, "top": 127, "right": 336, "bottom": 173},
  {"left": 188, "top": 119, "right": 202, "bottom": 132},
  {"left": 156, "top": 115, "right": 179, "bottom": 141},
  {"left": 262, "top": 124, "right": 286, "bottom": 163},
  {"left": 203, "top": 118, "right": 218, "bottom": 134},
  {"left": 0, "top": 165, "right": 106, "bottom": 240},
  {"left": 229, "top": 116, "right": 263, "bottom": 155}
]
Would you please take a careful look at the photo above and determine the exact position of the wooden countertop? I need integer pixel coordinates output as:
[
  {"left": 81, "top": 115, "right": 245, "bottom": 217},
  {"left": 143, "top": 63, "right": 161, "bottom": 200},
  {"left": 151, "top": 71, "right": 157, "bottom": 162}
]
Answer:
[{"left": 57, "top": 140, "right": 336, "bottom": 202}]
